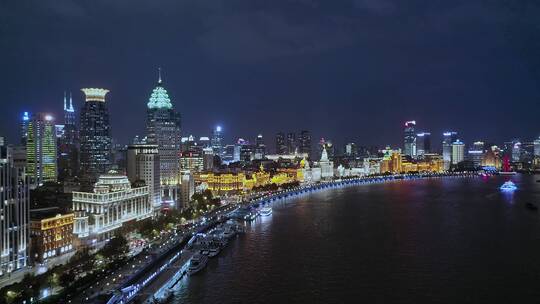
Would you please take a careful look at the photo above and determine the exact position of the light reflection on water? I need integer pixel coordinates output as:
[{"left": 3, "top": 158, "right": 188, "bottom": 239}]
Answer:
[{"left": 172, "top": 174, "right": 540, "bottom": 304}]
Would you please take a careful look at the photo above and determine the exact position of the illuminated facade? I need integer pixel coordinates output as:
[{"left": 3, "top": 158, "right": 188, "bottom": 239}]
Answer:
[
  {"left": 26, "top": 113, "right": 58, "bottom": 185},
  {"left": 451, "top": 140, "right": 465, "bottom": 165},
  {"left": 254, "top": 134, "right": 266, "bottom": 160},
  {"left": 180, "top": 150, "right": 204, "bottom": 172},
  {"left": 380, "top": 149, "right": 442, "bottom": 174},
  {"left": 467, "top": 141, "right": 485, "bottom": 168},
  {"left": 30, "top": 210, "right": 74, "bottom": 263},
  {"left": 204, "top": 172, "right": 246, "bottom": 194},
  {"left": 416, "top": 132, "right": 431, "bottom": 157},
  {"left": 20, "top": 111, "right": 30, "bottom": 145},
  {"left": 318, "top": 147, "right": 334, "bottom": 180},
  {"left": 146, "top": 70, "right": 181, "bottom": 201},
  {"left": 179, "top": 171, "right": 194, "bottom": 209},
  {"left": 403, "top": 121, "right": 417, "bottom": 158},
  {"left": 72, "top": 171, "right": 151, "bottom": 242},
  {"left": 0, "top": 143, "right": 29, "bottom": 276},
  {"left": 442, "top": 131, "right": 458, "bottom": 170},
  {"left": 80, "top": 88, "right": 112, "bottom": 188},
  {"left": 127, "top": 144, "right": 161, "bottom": 211},
  {"left": 211, "top": 126, "right": 223, "bottom": 156},
  {"left": 481, "top": 148, "right": 502, "bottom": 169}
]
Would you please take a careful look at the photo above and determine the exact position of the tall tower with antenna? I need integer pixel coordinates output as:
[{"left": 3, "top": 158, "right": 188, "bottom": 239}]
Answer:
[
  {"left": 58, "top": 91, "right": 79, "bottom": 181},
  {"left": 146, "top": 68, "right": 181, "bottom": 208}
]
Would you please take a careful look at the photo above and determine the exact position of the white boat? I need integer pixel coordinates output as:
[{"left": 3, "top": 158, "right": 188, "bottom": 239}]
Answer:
[
  {"left": 260, "top": 206, "right": 272, "bottom": 216},
  {"left": 500, "top": 181, "right": 517, "bottom": 191},
  {"left": 188, "top": 254, "right": 208, "bottom": 276}
]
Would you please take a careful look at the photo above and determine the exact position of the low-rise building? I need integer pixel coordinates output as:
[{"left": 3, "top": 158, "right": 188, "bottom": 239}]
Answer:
[
  {"left": 204, "top": 172, "right": 246, "bottom": 195},
  {"left": 72, "top": 171, "right": 151, "bottom": 245},
  {"left": 30, "top": 208, "right": 74, "bottom": 263}
]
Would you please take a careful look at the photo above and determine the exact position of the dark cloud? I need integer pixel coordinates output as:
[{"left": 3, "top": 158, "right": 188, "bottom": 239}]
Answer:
[
  {"left": 199, "top": 11, "right": 355, "bottom": 63},
  {"left": 1, "top": 0, "right": 540, "bottom": 148},
  {"left": 353, "top": 0, "right": 396, "bottom": 15}
]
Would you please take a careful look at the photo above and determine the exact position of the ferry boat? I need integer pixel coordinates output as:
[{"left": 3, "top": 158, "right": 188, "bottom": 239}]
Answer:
[
  {"left": 260, "top": 206, "right": 272, "bottom": 216},
  {"left": 188, "top": 254, "right": 208, "bottom": 276},
  {"left": 500, "top": 181, "right": 517, "bottom": 191}
]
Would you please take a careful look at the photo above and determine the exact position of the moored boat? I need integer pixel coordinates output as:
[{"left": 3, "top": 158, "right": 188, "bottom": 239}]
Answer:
[
  {"left": 260, "top": 206, "right": 272, "bottom": 216},
  {"left": 188, "top": 253, "right": 208, "bottom": 276}
]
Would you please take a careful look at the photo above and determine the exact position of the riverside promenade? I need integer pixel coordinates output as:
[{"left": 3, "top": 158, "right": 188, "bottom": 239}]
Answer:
[{"left": 108, "top": 172, "right": 480, "bottom": 304}]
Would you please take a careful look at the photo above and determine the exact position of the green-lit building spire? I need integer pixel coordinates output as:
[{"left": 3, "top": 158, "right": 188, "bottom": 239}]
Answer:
[{"left": 147, "top": 68, "right": 172, "bottom": 109}]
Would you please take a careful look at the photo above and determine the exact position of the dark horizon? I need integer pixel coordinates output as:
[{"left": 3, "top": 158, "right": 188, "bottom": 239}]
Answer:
[{"left": 2, "top": 1, "right": 540, "bottom": 148}]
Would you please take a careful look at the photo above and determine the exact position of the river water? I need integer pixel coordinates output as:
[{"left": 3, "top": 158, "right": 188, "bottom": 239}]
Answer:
[{"left": 172, "top": 174, "right": 540, "bottom": 303}]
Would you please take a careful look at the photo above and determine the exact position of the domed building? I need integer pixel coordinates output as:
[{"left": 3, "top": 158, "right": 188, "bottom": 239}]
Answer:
[{"left": 72, "top": 170, "right": 152, "bottom": 244}]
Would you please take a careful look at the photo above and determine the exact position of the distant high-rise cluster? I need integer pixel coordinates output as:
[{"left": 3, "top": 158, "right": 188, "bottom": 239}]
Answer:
[{"left": 275, "top": 130, "right": 311, "bottom": 158}]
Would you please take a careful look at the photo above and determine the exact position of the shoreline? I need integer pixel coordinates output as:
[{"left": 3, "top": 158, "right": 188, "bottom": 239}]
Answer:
[{"left": 110, "top": 172, "right": 481, "bottom": 304}]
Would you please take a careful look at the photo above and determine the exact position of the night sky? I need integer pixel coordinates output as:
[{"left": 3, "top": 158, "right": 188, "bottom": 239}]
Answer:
[{"left": 1, "top": 0, "right": 540, "bottom": 150}]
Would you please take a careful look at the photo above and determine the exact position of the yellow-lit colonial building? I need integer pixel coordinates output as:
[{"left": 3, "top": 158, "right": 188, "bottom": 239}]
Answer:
[
  {"left": 205, "top": 172, "right": 246, "bottom": 194},
  {"left": 30, "top": 208, "right": 74, "bottom": 263},
  {"left": 380, "top": 150, "right": 444, "bottom": 174}
]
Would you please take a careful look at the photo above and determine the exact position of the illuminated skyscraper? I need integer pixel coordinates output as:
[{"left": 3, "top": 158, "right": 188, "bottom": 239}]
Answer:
[
  {"left": 26, "top": 113, "right": 58, "bottom": 185},
  {"left": 534, "top": 137, "right": 540, "bottom": 157},
  {"left": 20, "top": 111, "right": 30, "bottom": 145},
  {"left": 403, "top": 121, "right": 416, "bottom": 158},
  {"left": 442, "top": 131, "right": 458, "bottom": 170},
  {"left": 451, "top": 140, "right": 465, "bottom": 165},
  {"left": 254, "top": 134, "right": 266, "bottom": 160},
  {"left": 467, "top": 141, "right": 485, "bottom": 168},
  {"left": 211, "top": 126, "right": 223, "bottom": 155},
  {"left": 80, "top": 88, "right": 112, "bottom": 189},
  {"left": 511, "top": 140, "right": 522, "bottom": 162},
  {"left": 0, "top": 140, "right": 29, "bottom": 276},
  {"left": 416, "top": 132, "right": 431, "bottom": 157},
  {"left": 146, "top": 70, "right": 181, "bottom": 202},
  {"left": 345, "top": 142, "right": 357, "bottom": 157},
  {"left": 58, "top": 92, "right": 79, "bottom": 181}
]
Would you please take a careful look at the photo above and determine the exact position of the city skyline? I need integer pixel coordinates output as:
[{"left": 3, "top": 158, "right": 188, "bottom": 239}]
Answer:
[
  {"left": 3, "top": 2, "right": 540, "bottom": 303},
  {"left": 2, "top": 1, "right": 540, "bottom": 146}
]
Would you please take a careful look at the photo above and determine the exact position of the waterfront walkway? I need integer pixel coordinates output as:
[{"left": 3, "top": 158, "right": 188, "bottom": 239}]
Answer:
[{"left": 107, "top": 172, "right": 478, "bottom": 303}]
